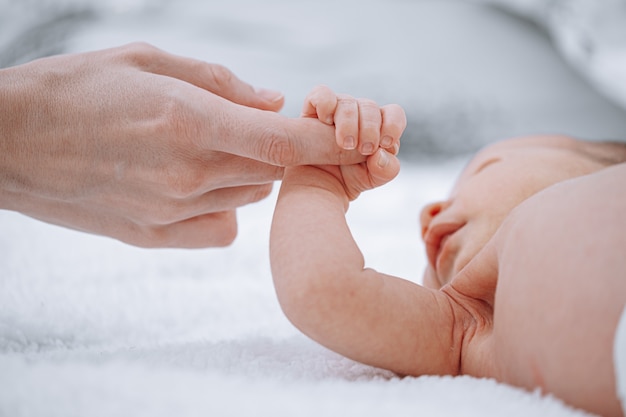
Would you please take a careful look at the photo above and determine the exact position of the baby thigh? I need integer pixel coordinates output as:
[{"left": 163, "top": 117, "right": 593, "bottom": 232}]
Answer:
[{"left": 492, "top": 164, "right": 626, "bottom": 417}]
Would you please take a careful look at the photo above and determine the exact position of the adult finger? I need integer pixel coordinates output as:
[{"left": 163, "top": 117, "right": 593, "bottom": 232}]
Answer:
[
  {"left": 126, "top": 43, "right": 285, "bottom": 112},
  {"left": 146, "top": 183, "right": 274, "bottom": 226},
  {"left": 137, "top": 210, "right": 240, "bottom": 248},
  {"left": 210, "top": 102, "right": 367, "bottom": 167},
  {"left": 192, "top": 152, "right": 284, "bottom": 191}
]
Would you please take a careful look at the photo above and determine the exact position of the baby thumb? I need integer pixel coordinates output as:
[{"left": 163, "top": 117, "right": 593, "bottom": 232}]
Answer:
[{"left": 367, "top": 148, "right": 401, "bottom": 188}]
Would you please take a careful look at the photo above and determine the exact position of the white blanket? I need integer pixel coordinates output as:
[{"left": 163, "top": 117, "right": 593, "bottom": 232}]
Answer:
[{"left": 0, "top": 163, "right": 595, "bottom": 416}]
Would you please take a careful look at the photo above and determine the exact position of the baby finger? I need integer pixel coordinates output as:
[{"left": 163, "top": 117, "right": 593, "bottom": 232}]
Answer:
[
  {"left": 301, "top": 85, "right": 337, "bottom": 124},
  {"left": 357, "top": 98, "right": 382, "bottom": 155},
  {"left": 380, "top": 104, "right": 407, "bottom": 154},
  {"left": 334, "top": 94, "right": 359, "bottom": 150}
]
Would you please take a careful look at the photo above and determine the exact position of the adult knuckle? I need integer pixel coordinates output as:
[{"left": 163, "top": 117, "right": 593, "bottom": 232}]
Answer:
[
  {"left": 117, "top": 42, "right": 161, "bottom": 66},
  {"left": 272, "top": 166, "right": 285, "bottom": 181},
  {"left": 257, "top": 126, "right": 298, "bottom": 166},
  {"left": 205, "top": 63, "right": 234, "bottom": 90},
  {"left": 148, "top": 93, "right": 180, "bottom": 133},
  {"left": 155, "top": 198, "right": 190, "bottom": 225},
  {"left": 152, "top": 93, "right": 202, "bottom": 147},
  {"left": 127, "top": 41, "right": 158, "bottom": 53},
  {"left": 251, "top": 183, "right": 274, "bottom": 203},
  {"left": 135, "top": 224, "right": 170, "bottom": 248},
  {"left": 166, "top": 165, "right": 208, "bottom": 199},
  {"left": 149, "top": 99, "right": 210, "bottom": 198}
]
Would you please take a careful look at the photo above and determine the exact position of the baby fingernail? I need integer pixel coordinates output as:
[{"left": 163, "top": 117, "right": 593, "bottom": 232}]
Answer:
[
  {"left": 361, "top": 143, "right": 375, "bottom": 155},
  {"left": 381, "top": 135, "right": 393, "bottom": 148},
  {"left": 343, "top": 136, "right": 356, "bottom": 149}
]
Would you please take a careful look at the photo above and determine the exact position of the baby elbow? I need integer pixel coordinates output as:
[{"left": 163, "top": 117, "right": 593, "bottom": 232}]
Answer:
[
  {"left": 274, "top": 279, "right": 315, "bottom": 329},
  {"left": 273, "top": 274, "right": 337, "bottom": 336}
]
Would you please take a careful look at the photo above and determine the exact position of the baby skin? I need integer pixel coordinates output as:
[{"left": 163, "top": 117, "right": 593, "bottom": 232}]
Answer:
[{"left": 270, "top": 86, "right": 626, "bottom": 417}]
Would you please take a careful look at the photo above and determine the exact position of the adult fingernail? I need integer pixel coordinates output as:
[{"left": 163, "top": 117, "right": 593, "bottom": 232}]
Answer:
[
  {"left": 343, "top": 136, "right": 356, "bottom": 150},
  {"left": 255, "top": 87, "right": 284, "bottom": 103},
  {"left": 381, "top": 135, "right": 393, "bottom": 148},
  {"left": 377, "top": 149, "right": 390, "bottom": 168}
]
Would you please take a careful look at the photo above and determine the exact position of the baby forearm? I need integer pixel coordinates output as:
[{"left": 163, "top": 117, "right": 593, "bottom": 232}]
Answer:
[
  {"left": 270, "top": 167, "right": 367, "bottom": 344},
  {"left": 270, "top": 167, "right": 364, "bottom": 285}
]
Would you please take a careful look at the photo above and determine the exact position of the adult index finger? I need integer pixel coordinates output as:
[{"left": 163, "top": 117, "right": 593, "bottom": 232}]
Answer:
[
  {"left": 129, "top": 43, "right": 285, "bottom": 112},
  {"left": 211, "top": 100, "right": 367, "bottom": 167}
]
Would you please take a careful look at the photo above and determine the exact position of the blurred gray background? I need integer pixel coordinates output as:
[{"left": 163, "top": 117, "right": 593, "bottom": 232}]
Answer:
[{"left": 2, "top": 0, "right": 625, "bottom": 158}]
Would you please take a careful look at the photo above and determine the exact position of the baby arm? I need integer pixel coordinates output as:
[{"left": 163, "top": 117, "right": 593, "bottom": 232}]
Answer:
[{"left": 270, "top": 86, "right": 460, "bottom": 376}]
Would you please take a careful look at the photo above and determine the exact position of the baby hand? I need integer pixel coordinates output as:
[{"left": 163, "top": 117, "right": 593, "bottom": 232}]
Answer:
[
  {"left": 298, "top": 85, "right": 406, "bottom": 201},
  {"left": 301, "top": 85, "right": 406, "bottom": 156}
]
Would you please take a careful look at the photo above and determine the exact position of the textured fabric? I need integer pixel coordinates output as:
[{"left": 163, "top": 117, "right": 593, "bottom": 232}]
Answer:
[
  {"left": 473, "top": 0, "right": 626, "bottom": 112},
  {"left": 0, "top": 164, "right": 594, "bottom": 417}
]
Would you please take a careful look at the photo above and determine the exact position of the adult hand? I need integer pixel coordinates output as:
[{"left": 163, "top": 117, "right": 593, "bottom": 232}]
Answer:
[{"left": 0, "top": 43, "right": 365, "bottom": 247}]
